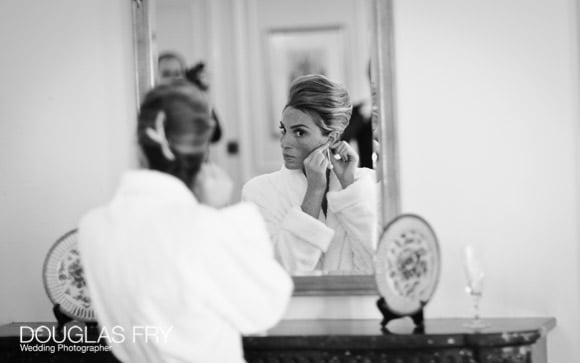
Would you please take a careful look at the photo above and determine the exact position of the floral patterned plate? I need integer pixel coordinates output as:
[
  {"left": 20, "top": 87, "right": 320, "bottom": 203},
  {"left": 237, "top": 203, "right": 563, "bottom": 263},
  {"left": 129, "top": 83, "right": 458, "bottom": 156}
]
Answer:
[
  {"left": 42, "top": 229, "right": 95, "bottom": 322},
  {"left": 375, "top": 214, "right": 441, "bottom": 315}
]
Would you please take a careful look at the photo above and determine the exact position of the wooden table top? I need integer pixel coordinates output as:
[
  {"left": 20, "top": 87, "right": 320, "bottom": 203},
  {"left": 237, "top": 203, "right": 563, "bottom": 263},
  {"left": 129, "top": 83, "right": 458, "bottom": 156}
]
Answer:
[{"left": 243, "top": 317, "right": 556, "bottom": 349}]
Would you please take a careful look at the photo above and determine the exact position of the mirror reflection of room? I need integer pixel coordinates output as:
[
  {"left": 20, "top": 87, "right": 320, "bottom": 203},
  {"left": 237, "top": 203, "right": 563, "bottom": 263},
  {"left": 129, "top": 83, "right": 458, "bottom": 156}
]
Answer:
[
  {"left": 154, "top": 0, "right": 378, "bottom": 275},
  {"left": 241, "top": 74, "right": 378, "bottom": 275}
]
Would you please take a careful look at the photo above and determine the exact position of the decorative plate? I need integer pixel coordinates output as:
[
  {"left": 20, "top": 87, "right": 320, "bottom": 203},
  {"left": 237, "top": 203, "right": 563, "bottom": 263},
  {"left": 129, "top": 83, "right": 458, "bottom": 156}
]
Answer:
[
  {"left": 375, "top": 214, "right": 441, "bottom": 316},
  {"left": 42, "top": 229, "right": 96, "bottom": 322}
]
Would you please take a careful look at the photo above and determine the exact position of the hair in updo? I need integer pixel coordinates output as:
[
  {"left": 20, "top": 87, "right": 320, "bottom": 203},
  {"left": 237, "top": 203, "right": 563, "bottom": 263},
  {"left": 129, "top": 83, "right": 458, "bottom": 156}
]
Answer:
[
  {"left": 137, "top": 80, "right": 213, "bottom": 185},
  {"left": 284, "top": 74, "right": 352, "bottom": 135}
]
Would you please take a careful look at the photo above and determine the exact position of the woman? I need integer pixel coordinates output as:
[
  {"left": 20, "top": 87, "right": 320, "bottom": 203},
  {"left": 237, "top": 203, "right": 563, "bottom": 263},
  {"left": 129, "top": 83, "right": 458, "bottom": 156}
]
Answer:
[
  {"left": 157, "top": 53, "right": 222, "bottom": 143},
  {"left": 242, "top": 74, "right": 378, "bottom": 274},
  {"left": 78, "top": 80, "right": 292, "bottom": 363}
]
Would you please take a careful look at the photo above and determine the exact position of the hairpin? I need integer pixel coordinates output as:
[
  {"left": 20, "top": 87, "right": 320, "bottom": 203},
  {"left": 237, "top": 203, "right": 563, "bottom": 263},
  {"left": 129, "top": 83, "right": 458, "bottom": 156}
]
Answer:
[{"left": 145, "top": 111, "right": 176, "bottom": 161}]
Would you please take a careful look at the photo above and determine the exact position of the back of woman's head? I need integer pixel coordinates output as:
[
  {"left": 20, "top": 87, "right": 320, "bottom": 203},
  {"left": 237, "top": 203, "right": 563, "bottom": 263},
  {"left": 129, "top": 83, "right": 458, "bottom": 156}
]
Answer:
[
  {"left": 138, "top": 80, "right": 214, "bottom": 185},
  {"left": 285, "top": 74, "right": 352, "bottom": 135}
]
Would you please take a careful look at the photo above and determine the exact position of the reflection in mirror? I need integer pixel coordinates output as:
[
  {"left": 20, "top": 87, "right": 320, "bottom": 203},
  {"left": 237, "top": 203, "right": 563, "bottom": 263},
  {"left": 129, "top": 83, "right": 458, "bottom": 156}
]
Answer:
[
  {"left": 241, "top": 74, "right": 378, "bottom": 276},
  {"left": 132, "top": 0, "right": 399, "bottom": 294}
]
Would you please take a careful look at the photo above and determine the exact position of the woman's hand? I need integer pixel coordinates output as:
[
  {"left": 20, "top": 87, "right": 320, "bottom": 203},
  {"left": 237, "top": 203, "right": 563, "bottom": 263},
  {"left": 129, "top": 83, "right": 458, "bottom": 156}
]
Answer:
[
  {"left": 302, "top": 142, "right": 331, "bottom": 191},
  {"left": 301, "top": 143, "right": 331, "bottom": 218},
  {"left": 329, "top": 141, "right": 359, "bottom": 188}
]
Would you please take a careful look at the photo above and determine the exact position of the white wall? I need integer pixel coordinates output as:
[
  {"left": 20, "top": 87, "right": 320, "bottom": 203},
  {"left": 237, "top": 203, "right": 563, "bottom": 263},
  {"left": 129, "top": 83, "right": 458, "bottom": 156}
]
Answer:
[
  {"left": 0, "top": 0, "right": 137, "bottom": 323},
  {"left": 286, "top": 1, "right": 580, "bottom": 362},
  {"left": 397, "top": 1, "right": 580, "bottom": 362},
  {"left": 155, "top": 0, "right": 210, "bottom": 63}
]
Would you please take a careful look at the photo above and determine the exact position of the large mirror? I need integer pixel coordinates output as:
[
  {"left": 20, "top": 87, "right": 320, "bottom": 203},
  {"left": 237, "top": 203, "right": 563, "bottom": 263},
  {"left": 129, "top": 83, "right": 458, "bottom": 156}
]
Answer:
[{"left": 131, "top": 0, "right": 399, "bottom": 295}]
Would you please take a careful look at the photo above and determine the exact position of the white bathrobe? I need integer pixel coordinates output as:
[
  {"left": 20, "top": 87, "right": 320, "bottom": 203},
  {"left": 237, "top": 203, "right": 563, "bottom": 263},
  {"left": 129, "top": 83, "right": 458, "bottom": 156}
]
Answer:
[
  {"left": 78, "top": 170, "right": 293, "bottom": 363},
  {"left": 242, "top": 166, "right": 378, "bottom": 274}
]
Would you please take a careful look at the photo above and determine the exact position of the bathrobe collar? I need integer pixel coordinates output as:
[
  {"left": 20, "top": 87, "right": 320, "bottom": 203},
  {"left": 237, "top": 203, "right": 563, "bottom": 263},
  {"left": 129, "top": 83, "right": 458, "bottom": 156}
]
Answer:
[
  {"left": 115, "top": 169, "right": 197, "bottom": 204},
  {"left": 278, "top": 165, "right": 341, "bottom": 195}
]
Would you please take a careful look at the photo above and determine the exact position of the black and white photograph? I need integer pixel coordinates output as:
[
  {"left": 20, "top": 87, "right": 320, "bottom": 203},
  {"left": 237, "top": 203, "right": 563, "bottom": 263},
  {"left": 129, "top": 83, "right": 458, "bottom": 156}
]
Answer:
[{"left": 1, "top": 0, "right": 579, "bottom": 362}]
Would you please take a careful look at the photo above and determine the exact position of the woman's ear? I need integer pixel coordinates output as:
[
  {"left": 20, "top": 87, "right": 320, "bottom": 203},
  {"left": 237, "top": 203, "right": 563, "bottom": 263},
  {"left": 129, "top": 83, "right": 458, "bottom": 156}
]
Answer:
[{"left": 328, "top": 131, "right": 340, "bottom": 144}]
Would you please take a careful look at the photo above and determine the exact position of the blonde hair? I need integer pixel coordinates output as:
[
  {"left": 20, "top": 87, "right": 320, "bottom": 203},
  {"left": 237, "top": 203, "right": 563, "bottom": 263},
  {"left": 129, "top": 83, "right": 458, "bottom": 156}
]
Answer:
[{"left": 284, "top": 74, "right": 352, "bottom": 135}]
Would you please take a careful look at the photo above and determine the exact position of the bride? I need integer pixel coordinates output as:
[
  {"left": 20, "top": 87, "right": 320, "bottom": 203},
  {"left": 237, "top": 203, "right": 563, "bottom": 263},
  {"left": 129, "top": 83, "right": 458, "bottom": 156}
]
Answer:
[{"left": 242, "top": 74, "right": 378, "bottom": 274}]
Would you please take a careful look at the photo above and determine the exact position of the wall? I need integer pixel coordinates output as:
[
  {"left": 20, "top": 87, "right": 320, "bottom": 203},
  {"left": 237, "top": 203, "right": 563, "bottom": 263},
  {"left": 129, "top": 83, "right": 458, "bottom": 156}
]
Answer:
[
  {"left": 0, "top": 0, "right": 137, "bottom": 323},
  {"left": 286, "top": 1, "right": 580, "bottom": 362},
  {"left": 397, "top": 1, "right": 580, "bottom": 362},
  {"left": 155, "top": 0, "right": 209, "bottom": 63}
]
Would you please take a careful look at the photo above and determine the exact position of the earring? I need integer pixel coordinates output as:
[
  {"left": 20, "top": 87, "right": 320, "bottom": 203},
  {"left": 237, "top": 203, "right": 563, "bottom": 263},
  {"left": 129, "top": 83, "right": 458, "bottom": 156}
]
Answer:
[
  {"left": 326, "top": 148, "right": 334, "bottom": 170},
  {"left": 331, "top": 131, "right": 341, "bottom": 143}
]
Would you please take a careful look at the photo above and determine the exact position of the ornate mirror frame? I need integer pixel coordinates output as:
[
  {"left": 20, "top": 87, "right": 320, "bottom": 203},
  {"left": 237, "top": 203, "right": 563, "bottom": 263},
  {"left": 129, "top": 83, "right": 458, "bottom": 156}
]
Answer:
[{"left": 130, "top": 0, "right": 400, "bottom": 296}]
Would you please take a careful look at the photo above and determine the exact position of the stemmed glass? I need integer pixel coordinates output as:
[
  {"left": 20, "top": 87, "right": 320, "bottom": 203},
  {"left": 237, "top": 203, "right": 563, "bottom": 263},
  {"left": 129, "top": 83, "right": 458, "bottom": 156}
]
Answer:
[{"left": 463, "top": 246, "right": 489, "bottom": 329}]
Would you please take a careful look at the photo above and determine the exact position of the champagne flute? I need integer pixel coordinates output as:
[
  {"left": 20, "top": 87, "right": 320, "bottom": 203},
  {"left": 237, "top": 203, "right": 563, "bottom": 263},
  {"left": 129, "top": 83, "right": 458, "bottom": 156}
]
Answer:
[{"left": 463, "top": 246, "right": 489, "bottom": 329}]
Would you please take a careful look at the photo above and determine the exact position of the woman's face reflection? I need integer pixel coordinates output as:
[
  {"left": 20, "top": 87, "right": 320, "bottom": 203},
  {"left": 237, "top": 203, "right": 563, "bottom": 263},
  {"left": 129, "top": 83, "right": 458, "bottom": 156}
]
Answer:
[
  {"left": 279, "top": 107, "right": 328, "bottom": 170},
  {"left": 158, "top": 58, "right": 185, "bottom": 84}
]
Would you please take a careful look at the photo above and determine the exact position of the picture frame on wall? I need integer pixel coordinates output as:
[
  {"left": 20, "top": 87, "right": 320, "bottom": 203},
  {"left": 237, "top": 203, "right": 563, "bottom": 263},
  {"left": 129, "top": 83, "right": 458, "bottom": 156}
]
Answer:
[{"left": 266, "top": 26, "right": 346, "bottom": 136}]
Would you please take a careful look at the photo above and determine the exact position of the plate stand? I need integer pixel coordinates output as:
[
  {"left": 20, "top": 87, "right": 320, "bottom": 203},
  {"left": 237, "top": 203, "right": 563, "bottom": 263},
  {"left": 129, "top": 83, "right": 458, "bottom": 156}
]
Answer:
[
  {"left": 376, "top": 297, "right": 425, "bottom": 333},
  {"left": 52, "top": 304, "right": 72, "bottom": 338},
  {"left": 52, "top": 304, "right": 99, "bottom": 339},
  {"left": 86, "top": 322, "right": 99, "bottom": 340}
]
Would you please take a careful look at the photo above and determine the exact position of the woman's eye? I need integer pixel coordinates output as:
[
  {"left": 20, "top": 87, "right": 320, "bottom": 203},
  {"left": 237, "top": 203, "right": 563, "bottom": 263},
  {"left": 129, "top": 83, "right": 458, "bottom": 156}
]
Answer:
[
  {"left": 295, "top": 130, "right": 304, "bottom": 137},
  {"left": 279, "top": 126, "right": 286, "bottom": 135}
]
